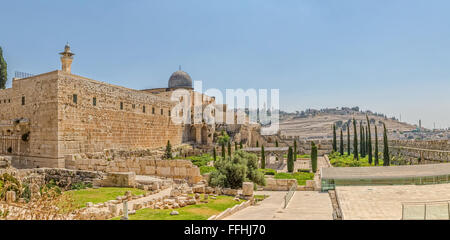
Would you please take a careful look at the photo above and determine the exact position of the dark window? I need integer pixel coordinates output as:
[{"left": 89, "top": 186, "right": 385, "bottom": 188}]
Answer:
[
  {"left": 152, "top": 107, "right": 155, "bottom": 114},
  {"left": 120, "top": 102, "right": 123, "bottom": 110},
  {"left": 161, "top": 109, "right": 163, "bottom": 115},
  {"left": 168, "top": 110, "right": 171, "bottom": 116},
  {"left": 73, "top": 94, "right": 77, "bottom": 104},
  {"left": 22, "top": 96, "right": 25, "bottom": 105},
  {"left": 132, "top": 104, "right": 135, "bottom": 109},
  {"left": 93, "top": 97, "right": 97, "bottom": 106},
  {"left": 8, "top": 99, "right": 10, "bottom": 103},
  {"left": 143, "top": 106, "right": 146, "bottom": 113},
  {"left": 3, "top": 100, "right": 5, "bottom": 103}
]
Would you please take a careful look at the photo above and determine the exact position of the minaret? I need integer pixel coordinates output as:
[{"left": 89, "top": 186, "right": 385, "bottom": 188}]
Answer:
[{"left": 59, "top": 43, "right": 75, "bottom": 73}]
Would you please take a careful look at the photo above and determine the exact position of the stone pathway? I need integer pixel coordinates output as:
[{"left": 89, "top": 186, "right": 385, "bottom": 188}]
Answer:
[
  {"left": 224, "top": 190, "right": 333, "bottom": 220},
  {"left": 224, "top": 191, "right": 287, "bottom": 220}
]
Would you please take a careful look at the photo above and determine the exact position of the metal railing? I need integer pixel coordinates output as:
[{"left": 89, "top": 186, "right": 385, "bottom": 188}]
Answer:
[
  {"left": 283, "top": 183, "right": 297, "bottom": 208},
  {"left": 14, "top": 71, "right": 34, "bottom": 79},
  {"left": 402, "top": 199, "right": 450, "bottom": 220}
]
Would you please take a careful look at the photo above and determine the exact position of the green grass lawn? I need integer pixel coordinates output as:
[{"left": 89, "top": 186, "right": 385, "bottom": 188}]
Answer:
[
  {"left": 111, "top": 194, "right": 244, "bottom": 220},
  {"left": 274, "top": 172, "right": 315, "bottom": 185},
  {"left": 328, "top": 152, "right": 384, "bottom": 167},
  {"left": 63, "top": 187, "right": 146, "bottom": 209}
]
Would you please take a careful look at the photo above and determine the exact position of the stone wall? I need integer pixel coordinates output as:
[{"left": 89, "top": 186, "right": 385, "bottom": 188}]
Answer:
[
  {"left": 0, "top": 70, "right": 186, "bottom": 168},
  {"left": 389, "top": 140, "right": 450, "bottom": 164},
  {"left": 263, "top": 178, "right": 297, "bottom": 191},
  {"left": 64, "top": 150, "right": 202, "bottom": 184},
  {"left": 0, "top": 71, "right": 60, "bottom": 168},
  {"left": 56, "top": 71, "right": 183, "bottom": 159}
]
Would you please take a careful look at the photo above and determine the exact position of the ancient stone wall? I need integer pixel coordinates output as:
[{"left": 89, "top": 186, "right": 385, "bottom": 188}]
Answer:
[
  {"left": 56, "top": 71, "right": 183, "bottom": 159},
  {"left": 0, "top": 71, "right": 60, "bottom": 168},
  {"left": 389, "top": 140, "right": 450, "bottom": 164},
  {"left": 64, "top": 149, "right": 202, "bottom": 184}
]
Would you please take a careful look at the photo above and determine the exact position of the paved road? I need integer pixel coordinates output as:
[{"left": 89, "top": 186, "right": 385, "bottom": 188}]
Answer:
[{"left": 224, "top": 191, "right": 287, "bottom": 220}]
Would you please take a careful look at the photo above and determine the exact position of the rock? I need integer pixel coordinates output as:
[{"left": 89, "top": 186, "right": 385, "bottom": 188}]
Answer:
[
  {"left": 234, "top": 197, "right": 240, "bottom": 202},
  {"left": 192, "top": 184, "right": 205, "bottom": 193},
  {"left": 170, "top": 189, "right": 181, "bottom": 197},
  {"left": 170, "top": 210, "right": 179, "bottom": 215},
  {"left": 204, "top": 194, "right": 209, "bottom": 200},
  {"left": 6, "top": 191, "right": 16, "bottom": 203},
  {"left": 86, "top": 202, "right": 94, "bottom": 207},
  {"left": 242, "top": 182, "right": 254, "bottom": 196},
  {"left": 194, "top": 193, "right": 200, "bottom": 199},
  {"left": 223, "top": 188, "right": 238, "bottom": 196},
  {"left": 211, "top": 196, "right": 217, "bottom": 200},
  {"left": 173, "top": 203, "right": 180, "bottom": 208}
]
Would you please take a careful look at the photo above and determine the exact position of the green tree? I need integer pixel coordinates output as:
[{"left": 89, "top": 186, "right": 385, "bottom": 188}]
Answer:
[
  {"left": 374, "top": 125, "right": 379, "bottom": 166},
  {"left": 332, "top": 124, "right": 337, "bottom": 152},
  {"left": 347, "top": 123, "right": 351, "bottom": 155},
  {"left": 287, "top": 146, "right": 294, "bottom": 173},
  {"left": 221, "top": 142, "right": 226, "bottom": 159},
  {"left": 235, "top": 142, "right": 238, "bottom": 151},
  {"left": 165, "top": 140, "right": 172, "bottom": 159},
  {"left": 311, "top": 142, "right": 318, "bottom": 173},
  {"left": 240, "top": 141, "right": 243, "bottom": 149},
  {"left": 353, "top": 119, "right": 359, "bottom": 160},
  {"left": 293, "top": 139, "right": 297, "bottom": 161},
  {"left": 227, "top": 141, "right": 232, "bottom": 157},
  {"left": 383, "top": 123, "right": 390, "bottom": 166},
  {"left": 0, "top": 47, "right": 7, "bottom": 89},
  {"left": 209, "top": 150, "right": 266, "bottom": 189},
  {"left": 360, "top": 122, "right": 365, "bottom": 158},
  {"left": 261, "top": 145, "right": 266, "bottom": 169},
  {"left": 256, "top": 140, "right": 259, "bottom": 147},
  {"left": 366, "top": 115, "right": 373, "bottom": 165},
  {"left": 275, "top": 140, "right": 279, "bottom": 147},
  {"left": 213, "top": 147, "right": 217, "bottom": 161},
  {"left": 339, "top": 129, "right": 344, "bottom": 155}
]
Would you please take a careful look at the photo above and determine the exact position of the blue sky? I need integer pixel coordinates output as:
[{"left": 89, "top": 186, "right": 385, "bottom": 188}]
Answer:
[{"left": 1, "top": 0, "right": 449, "bottom": 129}]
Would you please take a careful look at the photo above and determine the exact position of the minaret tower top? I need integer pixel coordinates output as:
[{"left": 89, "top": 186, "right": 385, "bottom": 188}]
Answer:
[{"left": 59, "top": 43, "right": 75, "bottom": 73}]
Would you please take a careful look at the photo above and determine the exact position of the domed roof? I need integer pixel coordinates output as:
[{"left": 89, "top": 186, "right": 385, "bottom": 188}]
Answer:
[{"left": 168, "top": 70, "right": 192, "bottom": 89}]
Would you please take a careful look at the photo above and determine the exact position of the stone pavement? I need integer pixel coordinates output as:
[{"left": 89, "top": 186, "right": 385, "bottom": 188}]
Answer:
[
  {"left": 224, "top": 191, "right": 287, "bottom": 220},
  {"left": 336, "top": 183, "right": 450, "bottom": 220},
  {"left": 224, "top": 190, "right": 333, "bottom": 220}
]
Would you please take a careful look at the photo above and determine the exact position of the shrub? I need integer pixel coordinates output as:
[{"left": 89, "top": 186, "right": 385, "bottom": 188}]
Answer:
[
  {"left": 259, "top": 168, "right": 276, "bottom": 175},
  {"left": 209, "top": 150, "right": 265, "bottom": 189},
  {"left": 200, "top": 166, "right": 217, "bottom": 175},
  {"left": 188, "top": 154, "right": 213, "bottom": 167}
]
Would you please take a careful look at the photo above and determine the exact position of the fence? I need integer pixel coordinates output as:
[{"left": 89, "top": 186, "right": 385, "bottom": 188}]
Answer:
[
  {"left": 283, "top": 183, "right": 296, "bottom": 208},
  {"left": 402, "top": 199, "right": 450, "bottom": 220},
  {"left": 14, "top": 71, "right": 34, "bottom": 79}
]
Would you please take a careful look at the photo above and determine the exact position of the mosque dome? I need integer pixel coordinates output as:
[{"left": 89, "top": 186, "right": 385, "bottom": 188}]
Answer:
[{"left": 168, "top": 69, "right": 192, "bottom": 89}]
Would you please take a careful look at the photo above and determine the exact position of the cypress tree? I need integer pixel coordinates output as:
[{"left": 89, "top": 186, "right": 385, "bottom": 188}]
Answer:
[
  {"left": 287, "top": 146, "right": 294, "bottom": 173},
  {"left": 366, "top": 115, "right": 373, "bottom": 165},
  {"left": 256, "top": 140, "right": 259, "bottom": 147},
  {"left": 311, "top": 142, "right": 318, "bottom": 173},
  {"left": 360, "top": 122, "right": 365, "bottom": 158},
  {"left": 332, "top": 124, "right": 337, "bottom": 152},
  {"left": 165, "top": 140, "right": 172, "bottom": 159},
  {"left": 235, "top": 142, "right": 238, "bottom": 151},
  {"left": 221, "top": 142, "right": 226, "bottom": 159},
  {"left": 353, "top": 118, "right": 359, "bottom": 160},
  {"left": 240, "top": 141, "right": 243, "bottom": 149},
  {"left": 0, "top": 47, "right": 7, "bottom": 89},
  {"left": 213, "top": 147, "right": 217, "bottom": 161},
  {"left": 340, "top": 129, "right": 344, "bottom": 155},
  {"left": 347, "top": 123, "right": 351, "bottom": 155},
  {"left": 261, "top": 145, "right": 266, "bottom": 169},
  {"left": 383, "top": 123, "right": 390, "bottom": 166},
  {"left": 275, "top": 140, "right": 279, "bottom": 147},
  {"left": 293, "top": 139, "right": 297, "bottom": 161},
  {"left": 374, "top": 125, "right": 379, "bottom": 166},
  {"left": 227, "top": 141, "right": 232, "bottom": 157}
]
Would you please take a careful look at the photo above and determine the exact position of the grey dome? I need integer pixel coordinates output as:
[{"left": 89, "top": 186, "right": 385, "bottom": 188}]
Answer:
[{"left": 168, "top": 70, "right": 192, "bottom": 88}]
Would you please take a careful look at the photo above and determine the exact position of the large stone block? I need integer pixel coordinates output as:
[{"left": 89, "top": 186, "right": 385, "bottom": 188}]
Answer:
[
  {"left": 242, "top": 182, "right": 254, "bottom": 196},
  {"left": 99, "top": 172, "right": 136, "bottom": 187}
]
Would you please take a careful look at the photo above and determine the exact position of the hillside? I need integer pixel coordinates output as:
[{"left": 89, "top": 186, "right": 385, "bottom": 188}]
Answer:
[{"left": 279, "top": 109, "right": 418, "bottom": 140}]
